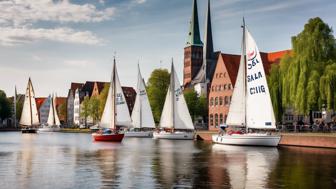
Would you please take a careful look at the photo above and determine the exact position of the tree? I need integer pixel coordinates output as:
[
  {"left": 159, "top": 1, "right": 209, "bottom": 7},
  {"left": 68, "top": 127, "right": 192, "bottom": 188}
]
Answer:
[
  {"left": 184, "top": 89, "right": 198, "bottom": 121},
  {"left": 98, "top": 83, "right": 109, "bottom": 118},
  {"left": 57, "top": 102, "right": 67, "bottom": 122},
  {"left": 89, "top": 96, "right": 100, "bottom": 124},
  {"left": 80, "top": 96, "right": 90, "bottom": 127},
  {"left": 147, "top": 69, "right": 170, "bottom": 123},
  {"left": 0, "top": 90, "right": 11, "bottom": 122},
  {"left": 269, "top": 17, "right": 336, "bottom": 116},
  {"left": 196, "top": 95, "right": 208, "bottom": 121}
]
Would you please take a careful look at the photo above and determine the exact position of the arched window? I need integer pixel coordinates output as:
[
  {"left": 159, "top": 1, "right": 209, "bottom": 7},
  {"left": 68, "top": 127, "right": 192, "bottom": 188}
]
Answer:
[
  {"left": 219, "top": 97, "right": 223, "bottom": 106},
  {"left": 215, "top": 114, "right": 219, "bottom": 127},
  {"left": 212, "top": 86, "right": 215, "bottom": 92},
  {"left": 224, "top": 96, "right": 229, "bottom": 105},
  {"left": 210, "top": 97, "right": 214, "bottom": 106},
  {"left": 228, "top": 84, "right": 232, "bottom": 90},
  {"left": 224, "top": 84, "right": 227, "bottom": 90},
  {"left": 210, "top": 114, "right": 214, "bottom": 126},
  {"left": 215, "top": 97, "right": 218, "bottom": 106},
  {"left": 220, "top": 114, "right": 223, "bottom": 124}
]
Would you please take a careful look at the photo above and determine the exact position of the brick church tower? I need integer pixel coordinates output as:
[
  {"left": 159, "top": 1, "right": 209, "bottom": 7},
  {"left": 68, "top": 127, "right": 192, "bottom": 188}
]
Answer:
[{"left": 183, "top": 0, "right": 203, "bottom": 87}]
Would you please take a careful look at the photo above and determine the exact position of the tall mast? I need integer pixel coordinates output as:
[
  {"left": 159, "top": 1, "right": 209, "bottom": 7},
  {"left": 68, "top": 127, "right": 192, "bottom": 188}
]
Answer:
[
  {"left": 138, "top": 64, "right": 142, "bottom": 129},
  {"left": 171, "top": 60, "right": 175, "bottom": 129},
  {"left": 14, "top": 86, "right": 17, "bottom": 128},
  {"left": 242, "top": 18, "right": 248, "bottom": 133},
  {"left": 52, "top": 94, "right": 56, "bottom": 125},
  {"left": 113, "top": 57, "right": 117, "bottom": 130},
  {"left": 28, "top": 78, "right": 33, "bottom": 126}
]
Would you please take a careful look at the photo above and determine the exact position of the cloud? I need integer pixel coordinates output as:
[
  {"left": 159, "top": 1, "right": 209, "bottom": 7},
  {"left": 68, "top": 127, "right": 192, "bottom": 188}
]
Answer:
[
  {"left": 0, "top": 0, "right": 116, "bottom": 26},
  {"left": 0, "top": 27, "right": 102, "bottom": 46},
  {"left": 64, "top": 60, "right": 96, "bottom": 68},
  {"left": 135, "top": 0, "right": 146, "bottom": 4}
]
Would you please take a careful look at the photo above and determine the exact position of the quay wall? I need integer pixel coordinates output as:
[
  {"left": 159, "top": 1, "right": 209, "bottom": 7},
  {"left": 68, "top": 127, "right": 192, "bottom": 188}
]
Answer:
[{"left": 195, "top": 131, "right": 336, "bottom": 149}]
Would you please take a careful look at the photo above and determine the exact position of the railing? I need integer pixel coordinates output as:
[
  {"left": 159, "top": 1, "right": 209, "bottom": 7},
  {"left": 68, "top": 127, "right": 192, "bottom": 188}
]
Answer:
[{"left": 278, "top": 124, "right": 336, "bottom": 133}]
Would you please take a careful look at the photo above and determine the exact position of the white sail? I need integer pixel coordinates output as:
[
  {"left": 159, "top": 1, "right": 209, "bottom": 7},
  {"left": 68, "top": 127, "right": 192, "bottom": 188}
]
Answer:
[
  {"left": 73, "top": 89, "right": 80, "bottom": 125},
  {"left": 20, "top": 78, "right": 39, "bottom": 126},
  {"left": 245, "top": 29, "right": 276, "bottom": 129},
  {"left": 226, "top": 40, "right": 246, "bottom": 126},
  {"left": 115, "top": 64, "right": 132, "bottom": 127},
  {"left": 53, "top": 95, "right": 61, "bottom": 126},
  {"left": 159, "top": 62, "right": 194, "bottom": 130},
  {"left": 131, "top": 65, "right": 156, "bottom": 129},
  {"left": 100, "top": 59, "right": 132, "bottom": 129}
]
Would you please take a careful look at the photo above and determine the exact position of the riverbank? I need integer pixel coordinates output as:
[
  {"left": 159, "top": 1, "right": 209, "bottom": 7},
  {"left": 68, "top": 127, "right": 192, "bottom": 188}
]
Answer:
[
  {"left": 195, "top": 131, "right": 336, "bottom": 149},
  {"left": 60, "top": 128, "right": 91, "bottom": 133}
]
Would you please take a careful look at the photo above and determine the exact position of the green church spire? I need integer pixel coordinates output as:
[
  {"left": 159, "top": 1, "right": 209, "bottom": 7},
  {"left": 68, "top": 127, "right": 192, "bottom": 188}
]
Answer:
[{"left": 186, "top": 0, "right": 203, "bottom": 47}]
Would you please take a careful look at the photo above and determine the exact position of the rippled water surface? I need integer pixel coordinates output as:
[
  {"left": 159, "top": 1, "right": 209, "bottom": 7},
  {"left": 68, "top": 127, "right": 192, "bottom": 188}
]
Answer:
[{"left": 0, "top": 132, "right": 336, "bottom": 189}]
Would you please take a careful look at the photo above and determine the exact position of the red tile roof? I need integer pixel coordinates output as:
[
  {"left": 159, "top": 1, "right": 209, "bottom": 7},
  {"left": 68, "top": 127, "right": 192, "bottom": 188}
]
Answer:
[
  {"left": 221, "top": 53, "right": 241, "bottom": 86},
  {"left": 70, "top": 83, "right": 84, "bottom": 91},
  {"left": 35, "top": 97, "right": 47, "bottom": 110}
]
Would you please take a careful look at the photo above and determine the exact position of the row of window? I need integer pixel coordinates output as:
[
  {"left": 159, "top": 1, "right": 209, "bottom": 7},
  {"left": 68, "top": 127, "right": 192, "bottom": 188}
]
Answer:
[
  {"left": 211, "top": 84, "right": 232, "bottom": 92},
  {"left": 209, "top": 96, "right": 232, "bottom": 106},
  {"left": 209, "top": 113, "right": 227, "bottom": 127},
  {"left": 215, "top": 72, "right": 226, "bottom": 78}
]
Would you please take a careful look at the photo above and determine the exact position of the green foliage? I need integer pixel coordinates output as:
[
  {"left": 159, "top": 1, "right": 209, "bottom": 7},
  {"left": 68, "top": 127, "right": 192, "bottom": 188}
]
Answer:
[
  {"left": 0, "top": 90, "right": 11, "bottom": 120},
  {"left": 57, "top": 101, "right": 67, "bottom": 120},
  {"left": 89, "top": 96, "right": 100, "bottom": 123},
  {"left": 80, "top": 96, "right": 90, "bottom": 126},
  {"left": 147, "top": 69, "right": 170, "bottom": 123},
  {"left": 269, "top": 17, "right": 336, "bottom": 116},
  {"left": 184, "top": 89, "right": 198, "bottom": 121},
  {"left": 98, "top": 83, "right": 110, "bottom": 118},
  {"left": 196, "top": 95, "right": 208, "bottom": 118}
]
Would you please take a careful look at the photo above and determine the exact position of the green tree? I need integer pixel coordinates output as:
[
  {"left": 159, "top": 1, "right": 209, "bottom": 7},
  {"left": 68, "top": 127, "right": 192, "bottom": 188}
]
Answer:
[
  {"left": 80, "top": 96, "right": 90, "bottom": 127},
  {"left": 268, "top": 64, "right": 283, "bottom": 122},
  {"left": 98, "top": 83, "right": 110, "bottom": 118},
  {"left": 0, "top": 90, "right": 11, "bottom": 126},
  {"left": 57, "top": 101, "right": 67, "bottom": 122},
  {"left": 196, "top": 95, "right": 208, "bottom": 120},
  {"left": 184, "top": 89, "right": 198, "bottom": 121},
  {"left": 147, "top": 69, "right": 170, "bottom": 123},
  {"left": 89, "top": 96, "right": 100, "bottom": 124}
]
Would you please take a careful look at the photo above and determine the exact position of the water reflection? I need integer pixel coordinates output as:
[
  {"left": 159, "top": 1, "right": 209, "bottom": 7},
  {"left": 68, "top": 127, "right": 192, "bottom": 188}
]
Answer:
[
  {"left": 0, "top": 133, "right": 336, "bottom": 189},
  {"left": 212, "top": 144, "right": 279, "bottom": 189}
]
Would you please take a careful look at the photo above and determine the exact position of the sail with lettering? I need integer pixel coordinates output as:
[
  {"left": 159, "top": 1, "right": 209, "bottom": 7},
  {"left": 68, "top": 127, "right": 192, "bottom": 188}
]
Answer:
[
  {"left": 245, "top": 29, "right": 276, "bottom": 129},
  {"left": 20, "top": 78, "right": 39, "bottom": 126},
  {"left": 100, "top": 59, "right": 132, "bottom": 129},
  {"left": 159, "top": 62, "right": 194, "bottom": 130},
  {"left": 131, "top": 65, "right": 155, "bottom": 129}
]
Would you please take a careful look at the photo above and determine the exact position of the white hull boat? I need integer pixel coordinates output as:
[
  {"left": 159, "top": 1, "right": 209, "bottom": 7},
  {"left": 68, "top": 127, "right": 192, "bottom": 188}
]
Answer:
[
  {"left": 212, "top": 133, "right": 281, "bottom": 147},
  {"left": 125, "top": 131, "right": 153, "bottom": 138},
  {"left": 153, "top": 131, "right": 194, "bottom": 140},
  {"left": 212, "top": 21, "right": 281, "bottom": 147},
  {"left": 38, "top": 127, "right": 61, "bottom": 132}
]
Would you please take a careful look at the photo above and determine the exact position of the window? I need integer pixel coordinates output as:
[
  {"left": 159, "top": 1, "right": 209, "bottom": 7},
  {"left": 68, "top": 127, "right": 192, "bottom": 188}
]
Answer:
[
  {"left": 215, "top": 114, "right": 219, "bottom": 127},
  {"left": 219, "top": 97, "right": 223, "bottom": 106},
  {"left": 220, "top": 114, "right": 223, "bottom": 124},
  {"left": 224, "top": 84, "right": 227, "bottom": 90},
  {"left": 219, "top": 85, "right": 222, "bottom": 91},
  {"left": 229, "top": 96, "right": 232, "bottom": 103},
  {"left": 224, "top": 96, "right": 229, "bottom": 105},
  {"left": 210, "top": 114, "right": 214, "bottom": 126},
  {"left": 228, "top": 84, "right": 232, "bottom": 90},
  {"left": 224, "top": 114, "right": 227, "bottom": 123},
  {"left": 210, "top": 97, "right": 214, "bottom": 106},
  {"left": 215, "top": 97, "right": 218, "bottom": 106},
  {"left": 219, "top": 73, "right": 223, "bottom": 78},
  {"left": 212, "top": 86, "right": 214, "bottom": 92},
  {"left": 216, "top": 73, "right": 218, "bottom": 78}
]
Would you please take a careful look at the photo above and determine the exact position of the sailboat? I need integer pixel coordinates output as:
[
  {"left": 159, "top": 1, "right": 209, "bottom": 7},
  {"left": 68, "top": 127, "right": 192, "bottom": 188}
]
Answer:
[
  {"left": 20, "top": 78, "right": 40, "bottom": 133},
  {"left": 38, "top": 94, "right": 61, "bottom": 132},
  {"left": 125, "top": 65, "right": 156, "bottom": 137},
  {"left": 153, "top": 61, "right": 195, "bottom": 140},
  {"left": 212, "top": 19, "right": 281, "bottom": 147},
  {"left": 92, "top": 58, "right": 132, "bottom": 142}
]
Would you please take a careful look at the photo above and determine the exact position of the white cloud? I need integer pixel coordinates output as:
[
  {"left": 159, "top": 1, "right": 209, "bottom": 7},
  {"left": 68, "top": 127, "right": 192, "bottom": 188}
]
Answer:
[
  {"left": 0, "top": 0, "right": 116, "bottom": 26},
  {"left": 135, "top": 0, "right": 146, "bottom": 4},
  {"left": 64, "top": 60, "right": 96, "bottom": 68},
  {"left": 0, "top": 27, "right": 102, "bottom": 46}
]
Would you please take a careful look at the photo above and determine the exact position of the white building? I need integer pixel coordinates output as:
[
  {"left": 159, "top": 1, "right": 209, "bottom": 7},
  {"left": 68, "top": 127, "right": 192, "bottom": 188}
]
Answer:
[{"left": 73, "top": 89, "right": 81, "bottom": 125}]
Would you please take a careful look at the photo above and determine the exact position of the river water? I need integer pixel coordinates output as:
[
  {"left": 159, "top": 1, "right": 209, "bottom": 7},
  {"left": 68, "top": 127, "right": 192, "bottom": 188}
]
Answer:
[{"left": 0, "top": 132, "right": 335, "bottom": 189}]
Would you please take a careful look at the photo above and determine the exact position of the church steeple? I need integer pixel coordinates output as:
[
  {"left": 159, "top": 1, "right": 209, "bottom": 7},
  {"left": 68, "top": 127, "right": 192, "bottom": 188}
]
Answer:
[
  {"left": 203, "top": 0, "right": 215, "bottom": 82},
  {"left": 186, "top": 0, "right": 203, "bottom": 47}
]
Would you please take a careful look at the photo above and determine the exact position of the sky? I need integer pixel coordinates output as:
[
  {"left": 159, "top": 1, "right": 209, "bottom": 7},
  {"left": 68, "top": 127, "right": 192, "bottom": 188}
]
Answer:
[{"left": 0, "top": 0, "right": 336, "bottom": 97}]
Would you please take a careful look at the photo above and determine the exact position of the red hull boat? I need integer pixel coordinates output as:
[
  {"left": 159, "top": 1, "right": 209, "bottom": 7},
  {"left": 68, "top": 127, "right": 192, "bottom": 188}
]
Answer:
[{"left": 92, "top": 133, "right": 124, "bottom": 142}]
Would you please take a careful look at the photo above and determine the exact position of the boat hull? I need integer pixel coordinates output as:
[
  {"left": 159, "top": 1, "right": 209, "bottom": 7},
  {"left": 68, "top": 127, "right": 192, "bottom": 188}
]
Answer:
[
  {"left": 21, "top": 128, "right": 38, "bottom": 134},
  {"left": 92, "top": 133, "right": 124, "bottom": 142},
  {"left": 153, "top": 131, "right": 194, "bottom": 140},
  {"left": 212, "top": 134, "right": 281, "bottom": 147},
  {"left": 125, "top": 131, "right": 153, "bottom": 138},
  {"left": 38, "top": 127, "right": 61, "bottom": 132}
]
